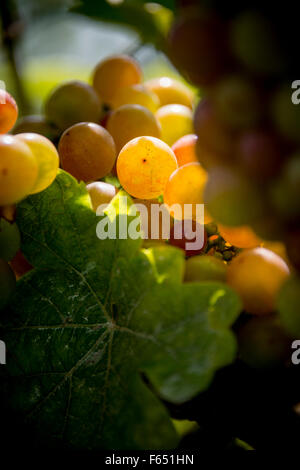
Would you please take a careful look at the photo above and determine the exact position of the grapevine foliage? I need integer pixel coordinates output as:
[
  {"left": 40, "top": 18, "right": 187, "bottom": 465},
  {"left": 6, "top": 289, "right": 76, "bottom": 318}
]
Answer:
[{"left": 0, "top": 171, "right": 241, "bottom": 449}]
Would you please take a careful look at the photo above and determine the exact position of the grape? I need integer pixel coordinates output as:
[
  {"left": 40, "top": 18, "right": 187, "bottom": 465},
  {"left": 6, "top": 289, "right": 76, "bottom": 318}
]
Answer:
[
  {"left": 277, "top": 276, "right": 300, "bottom": 337},
  {"left": 112, "top": 84, "right": 159, "bottom": 113},
  {"left": 13, "top": 115, "right": 60, "bottom": 142},
  {"left": 204, "top": 167, "right": 263, "bottom": 226},
  {"left": 133, "top": 198, "right": 170, "bottom": 241},
  {"left": 168, "top": 10, "right": 228, "bottom": 86},
  {"left": 194, "top": 99, "right": 235, "bottom": 164},
  {"left": 92, "top": 55, "right": 142, "bottom": 107},
  {"left": 144, "top": 77, "right": 194, "bottom": 108},
  {"left": 236, "top": 130, "right": 283, "bottom": 181},
  {"left": 45, "top": 80, "right": 102, "bottom": 131},
  {"left": 10, "top": 250, "right": 33, "bottom": 279},
  {"left": 169, "top": 220, "right": 207, "bottom": 257},
  {"left": 262, "top": 241, "right": 291, "bottom": 270},
  {"left": 218, "top": 224, "right": 262, "bottom": 249},
  {"left": 15, "top": 133, "right": 59, "bottom": 194},
  {"left": 86, "top": 181, "right": 117, "bottom": 212},
  {"left": 212, "top": 75, "right": 262, "bottom": 130},
  {"left": 117, "top": 136, "right": 177, "bottom": 199},
  {"left": 227, "top": 247, "right": 290, "bottom": 315},
  {"left": 58, "top": 122, "right": 116, "bottom": 182},
  {"left": 155, "top": 104, "right": 193, "bottom": 146},
  {"left": 0, "top": 90, "right": 18, "bottom": 134},
  {"left": 0, "top": 259, "right": 16, "bottom": 310},
  {"left": 230, "top": 11, "right": 285, "bottom": 77},
  {"left": 184, "top": 254, "right": 227, "bottom": 282},
  {"left": 0, "top": 135, "right": 38, "bottom": 205},
  {"left": 164, "top": 162, "right": 211, "bottom": 223},
  {"left": 171, "top": 134, "right": 198, "bottom": 167},
  {"left": 0, "top": 204, "right": 16, "bottom": 223},
  {"left": 237, "top": 315, "right": 291, "bottom": 369},
  {"left": 106, "top": 104, "right": 161, "bottom": 153},
  {"left": 0, "top": 218, "right": 20, "bottom": 261}
]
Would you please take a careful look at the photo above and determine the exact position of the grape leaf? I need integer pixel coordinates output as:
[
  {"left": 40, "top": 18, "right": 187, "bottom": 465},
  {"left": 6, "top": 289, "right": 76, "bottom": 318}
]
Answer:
[{"left": 0, "top": 171, "right": 241, "bottom": 450}]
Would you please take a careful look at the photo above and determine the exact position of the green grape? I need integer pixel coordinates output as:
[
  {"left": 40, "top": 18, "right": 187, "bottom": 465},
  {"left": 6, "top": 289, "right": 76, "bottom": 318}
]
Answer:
[
  {"left": 13, "top": 115, "right": 60, "bottom": 142},
  {"left": 45, "top": 80, "right": 103, "bottom": 131},
  {"left": 58, "top": 122, "right": 117, "bottom": 182},
  {"left": 0, "top": 259, "right": 16, "bottom": 310},
  {"left": 156, "top": 104, "right": 193, "bottom": 146},
  {"left": 184, "top": 254, "right": 227, "bottom": 282},
  {"left": 237, "top": 315, "right": 291, "bottom": 369},
  {"left": 277, "top": 276, "right": 300, "bottom": 337},
  {"left": 272, "top": 84, "right": 300, "bottom": 143},
  {"left": 106, "top": 104, "right": 161, "bottom": 153},
  {"left": 204, "top": 167, "right": 263, "bottom": 226},
  {"left": 92, "top": 54, "right": 142, "bottom": 107},
  {"left": 0, "top": 219, "right": 20, "bottom": 261},
  {"left": 212, "top": 75, "right": 262, "bottom": 130},
  {"left": 230, "top": 11, "right": 285, "bottom": 77}
]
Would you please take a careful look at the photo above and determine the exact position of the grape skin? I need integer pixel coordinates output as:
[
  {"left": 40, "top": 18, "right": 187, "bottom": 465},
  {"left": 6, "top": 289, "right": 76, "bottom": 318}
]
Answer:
[
  {"left": 0, "top": 135, "right": 38, "bottom": 205},
  {"left": 145, "top": 77, "right": 194, "bottom": 108},
  {"left": 184, "top": 254, "right": 227, "bottom": 282},
  {"left": 156, "top": 104, "right": 193, "bottom": 146},
  {"left": 112, "top": 84, "right": 159, "bottom": 113},
  {"left": 107, "top": 104, "right": 161, "bottom": 153},
  {"left": 15, "top": 133, "right": 59, "bottom": 194},
  {"left": 117, "top": 136, "right": 178, "bottom": 199},
  {"left": 172, "top": 134, "right": 198, "bottom": 167},
  {"left": 86, "top": 182, "right": 117, "bottom": 212},
  {"left": 58, "top": 122, "right": 117, "bottom": 183},
  {"left": 227, "top": 247, "right": 290, "bottom": 315},
  {"left": 92, "top": 55, "right": 142, "bottom": 107},
  {"left": 0, "top": 90, "right": 18, "bottom": 134}
]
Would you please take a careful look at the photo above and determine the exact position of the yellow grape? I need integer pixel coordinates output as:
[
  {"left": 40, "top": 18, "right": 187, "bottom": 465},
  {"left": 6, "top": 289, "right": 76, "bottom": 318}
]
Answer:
[
  {"left": 156, "top": 104, "right": 193, "bottom": 146},
  {"left": 15, "top": 133, "right": 59, "bottom": 194},
  {"left": 164, "top": 162, "right": 212, "bottom": 223},
  {"left": 117, "top": 136, "right": 178, "bottom": 199},
  {"left": 218, "top": 224, "right": 262, "bottom": 248},
  {"left": 172, "top": 134, "right": 198, "bottom": 167},
  {"left": 112, "top": 84, "right": 159, "bottom": 113},
  {"left": 86, "top": 181, "right": 117, "bottom": 211},
  {"left": 227, "top": 247, "right": 290, "bottom": 315},
  {"left": 184, "top": 255, "right": 227, "bottom": 282},
  {"left": 106, "top": 104, "right": 161, "bottom": 153},
  {"left": 92, "top": 55, "right": 142, "bottom": 107},
  {"left": 58, "top": 122, "right": 116, "bottom": 182},
  {"left": 0, "top": 135, "right": 38, "bottom": 205},
  {"left": 145, "top": 77, "right": 194, "bottom": 108}
]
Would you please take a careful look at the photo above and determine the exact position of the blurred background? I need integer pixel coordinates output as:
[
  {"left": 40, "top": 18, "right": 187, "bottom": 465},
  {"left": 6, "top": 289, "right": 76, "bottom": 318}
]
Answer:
[{"left": 0, "top": 0, "right": 183, "bottom": 115}]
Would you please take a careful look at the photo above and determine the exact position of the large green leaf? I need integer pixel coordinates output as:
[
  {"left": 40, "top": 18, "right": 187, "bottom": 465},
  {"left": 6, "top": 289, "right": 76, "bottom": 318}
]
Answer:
[{"left": 0, "top": 171, "right": 241, "bottom": 450}]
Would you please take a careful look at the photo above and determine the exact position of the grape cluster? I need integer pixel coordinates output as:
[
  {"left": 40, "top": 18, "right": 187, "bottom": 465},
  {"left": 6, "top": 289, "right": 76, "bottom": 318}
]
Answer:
[{"left": 4, "top": 47, "right": 296, "bottom": 367}]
